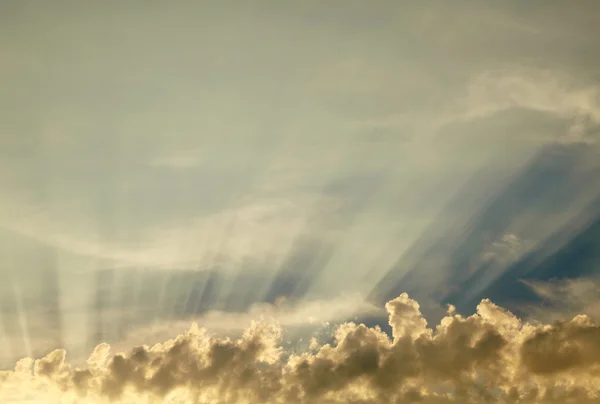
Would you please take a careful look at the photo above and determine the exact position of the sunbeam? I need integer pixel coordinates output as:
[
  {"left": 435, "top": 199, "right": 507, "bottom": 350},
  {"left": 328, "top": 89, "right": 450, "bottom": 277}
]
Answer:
[{"left": 2, "top": 1, "right": 600, "bottom": 403}]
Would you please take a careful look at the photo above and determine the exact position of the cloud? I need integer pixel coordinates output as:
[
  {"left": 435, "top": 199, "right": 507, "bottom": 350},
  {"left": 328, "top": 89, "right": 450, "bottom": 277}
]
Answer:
[
  {"left": 521, "top": 277, "right": 600, "bottom": 323},
  {"left": 344, "top": 67, "right": 600, "bottom": 149},
  {"left": 2, "top": 294, "right": 600, "bottom": 403},
  {"left": 456, "top": 67, "right": 600, "bottom": 144},
  {"left": 108, "top": 294, "right": 383, "bottom": 355},
  {"left": 0, "top": 195, "right": 309, "bottom": 271},
  {"left": 480, "top": 233, "right": 533, "bottom": 268}
]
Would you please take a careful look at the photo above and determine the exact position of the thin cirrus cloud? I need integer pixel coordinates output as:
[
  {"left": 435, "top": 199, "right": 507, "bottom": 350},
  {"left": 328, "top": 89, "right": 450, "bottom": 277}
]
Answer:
[
  {"left": 0, "top": 195, "right": 309, "bottom": 271},
  {"left": 455, "top": 67, "right": 600, "bottom": 144},
  {"left": 520, "top": 277, "right": 600, "bottom": 323}
]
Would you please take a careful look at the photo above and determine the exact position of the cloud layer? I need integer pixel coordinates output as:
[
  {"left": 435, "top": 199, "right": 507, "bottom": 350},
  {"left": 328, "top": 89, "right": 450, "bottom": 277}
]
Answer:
[{"left": 2, "top": 293, "right": 599, "bottom": 403}]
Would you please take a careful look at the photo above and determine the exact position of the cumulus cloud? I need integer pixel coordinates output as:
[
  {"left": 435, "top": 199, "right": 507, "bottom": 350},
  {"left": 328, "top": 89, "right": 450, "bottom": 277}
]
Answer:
[{"left": 2, "top": 293, "right": 600, "bottom": 403}]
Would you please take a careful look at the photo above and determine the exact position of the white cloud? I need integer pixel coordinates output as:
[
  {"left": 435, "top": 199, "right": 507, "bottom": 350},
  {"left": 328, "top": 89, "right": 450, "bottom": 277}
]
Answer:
[
  {"left": 455, "top": 67, "right": 600, "bottom": 143},
  {"left": 0, "top": 195, "right": 309, "bottom": 271},
  {"left": 108, "top": 294, "right": 382, "bottom": 354},
  {"left": 480, "top": 233, "right": 533, "bottom": 267},
  {"left": 522, "top": 277, "right": 600, "bottom": 323},
  {"left": 344, "top": 67, "right": 600, "bottom": 147}
]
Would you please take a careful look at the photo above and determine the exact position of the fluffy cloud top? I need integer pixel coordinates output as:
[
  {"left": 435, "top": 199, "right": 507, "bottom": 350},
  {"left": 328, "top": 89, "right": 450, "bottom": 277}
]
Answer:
[{"left": 2, "top": 293, "right": 600, "bottom": 403}]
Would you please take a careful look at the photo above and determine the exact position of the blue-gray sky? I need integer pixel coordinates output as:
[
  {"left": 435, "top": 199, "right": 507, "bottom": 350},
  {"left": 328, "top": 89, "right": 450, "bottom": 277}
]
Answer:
[{"left": 1, "top": 2, "right": 600, "bottom": 402}]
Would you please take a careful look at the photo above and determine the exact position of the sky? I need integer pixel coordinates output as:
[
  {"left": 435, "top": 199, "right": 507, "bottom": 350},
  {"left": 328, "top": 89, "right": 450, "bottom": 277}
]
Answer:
[{"left": 1, "top": 1, "right": 600, "bottom": 403}]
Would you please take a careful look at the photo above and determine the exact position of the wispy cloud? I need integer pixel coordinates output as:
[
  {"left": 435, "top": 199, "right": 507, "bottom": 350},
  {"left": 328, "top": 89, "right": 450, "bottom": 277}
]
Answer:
[
  {"left": 521, "top": 277, "right": 600, "bottom": 323},
  {"left": 109, "top": 293, "right": 382, "bottom": 354},
  {"left": 456, "top": 67, "right": 600, "bottom": 143},
  {"left": 0, "top": 196, "right": 308, "bottom": 271},
  {"left": 480, "top": 233, "right": 533, "bottom": 267}
]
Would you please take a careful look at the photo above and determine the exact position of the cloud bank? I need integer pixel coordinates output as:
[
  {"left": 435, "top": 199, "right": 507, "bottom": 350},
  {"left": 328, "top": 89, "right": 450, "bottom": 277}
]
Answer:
[{"left": 2, "top": 293, "right": 599, "bottom": 403}]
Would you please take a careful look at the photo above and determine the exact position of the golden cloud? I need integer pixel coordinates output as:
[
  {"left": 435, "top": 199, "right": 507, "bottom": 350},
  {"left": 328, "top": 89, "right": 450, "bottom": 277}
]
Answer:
[{"left": 1, "top": 293, "right": 600, "bottom": 403}]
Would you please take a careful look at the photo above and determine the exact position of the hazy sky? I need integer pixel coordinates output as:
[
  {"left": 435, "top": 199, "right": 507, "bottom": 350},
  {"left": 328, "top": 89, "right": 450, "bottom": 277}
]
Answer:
[{"left": 1, "top": 1, "right": 600, "bottom": 403}]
